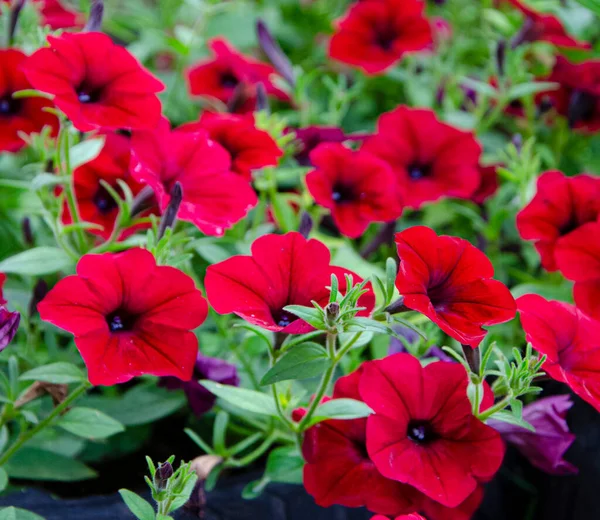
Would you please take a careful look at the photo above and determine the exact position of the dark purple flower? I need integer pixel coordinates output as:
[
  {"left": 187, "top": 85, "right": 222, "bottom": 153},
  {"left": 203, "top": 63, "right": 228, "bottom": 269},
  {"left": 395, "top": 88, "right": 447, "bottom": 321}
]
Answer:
[
  {"left": 160, "top": 354, "right": 239, "bottom": 417},
  {"left": 489, "top": 395, "right": 577, "bottom": 476},
  {"left": 0, "top": 307, "right": 20, "bottom": 351},
  {"left": 388, "top": 325, "right": 453, "bottom": 362},
  {"left": 291, "top": 127, "right": 348, "bottom": 166}
]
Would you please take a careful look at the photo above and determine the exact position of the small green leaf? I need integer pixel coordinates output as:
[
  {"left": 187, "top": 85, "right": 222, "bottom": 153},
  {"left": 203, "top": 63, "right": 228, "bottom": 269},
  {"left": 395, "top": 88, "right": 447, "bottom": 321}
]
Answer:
[
  {"left": 575, "top": 0, "right": 600, "bottom": 16},
  {"left": 199, "top": 381, "right": 277, "bottom": 417},
  {"left": 265, "top": 446, "right": 304, "bottom": 484},
  {"left": 31, "top": 173, "right": 68, "bottom": 190},
  {"left": 283, "top": 305, "right": 325, "bottom": 329},
  {"left": 459, "top": 76, "right": 498, "bottom": 98},
  {"left": 0, "top": 507, "right": 45, "bottom": 520},
  {"left": 5, "top": 448, "right": 97, "bottom": 481},
  {"left": 261, "top": 342, "right": 329, "bottom": 385},
  {"left": 344, "top": 317, "right": 393, "bottom": 335},
  {"left": 271, "top": 193, "right": 297, "bottom": 233},
  {"left": 212, "top": 411, "right": 229, "bottom": 454},
  {"left": 118, "top": 489, "right": 155, "bottom": 520},
  {"left": 308, "top": 398, "right": 373, "bottom": 426},
  {"left": 57, "top": 407, "right": 125, "bottom": 439},
  {"left": 0, "top": 425, "right": 9, "bottom": 455},
  {"left": 20, "top": 363, "right": 85, "bottom": 384},
  {"left": 488, "top": 411, "right": 535, "bottom": 432},
  {"left": 0, "top": 247, "right": 73, "bottom": 276},
  {"left": 242, "top": 476, "right": 270, "bottom": 499},
  {"left": 69, "top": 137, "right": 105, "bottom": 169},
  {"left": 506, "top": 82, "right": 559, "bottom": 100},
  {"left": 0, "top": 468, "right": 8, "bottom": 493}
]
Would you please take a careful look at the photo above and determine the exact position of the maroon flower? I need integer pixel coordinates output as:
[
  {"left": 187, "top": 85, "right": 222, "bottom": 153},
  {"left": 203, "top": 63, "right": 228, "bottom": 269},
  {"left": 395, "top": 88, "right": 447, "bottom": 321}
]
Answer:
[
  {"left": 517, "top": 294, "right": 600, "bottom": 413},
  {"left": 516, "top": 171, "right": 600, "bottom": 272},
  {"left": 23, "top": 32, "right": 164, "bottom": 132},
  {"left": 180, "top": 112, "right": 282, "bottom": 181},
  {"left": 360, "top": 353, "right": 504, "bottom": 508},
  {"left": 160, "top": 354, "right": 239, "bottom": 417},
  {"left": 291, "top": 126, "right": 348, "bottom": 166},
  {"left": 205, "top": 232, "right": 375, "bottom": 334},
  {"left": 395, "top": 226, "right": 516, "bottom": 348},
  {"left": 0, "top": 274, "right": 5, "bottom": 305},
  {"left": 0, "top": 49, "right": 58, "bottom": 153},
  {"left": 471, "top": 164, "right": 499, "bottom": 204},
  {"left": 186, "top": 38, "right": 289, "bottom": 113},
  {"left": 329, "top": 0, "right": 432, "bottom": 75},
  {"left": 130, "top": 118, "right": 257, "bottom": 236},
  {"left": 305, "top": 143, "right": 404, "bottom": 238},
  {"left": 490, "top": 395, "right": 577, "bottom": 476},
  {"left": 0, "top": 306, "right": 20, "bottom": 351},
  {"left": 38, "top": 248, "right": 208, "bottom": 386},
  {"left": 362, "top": 106, "right": 482, "bottom": 209}
]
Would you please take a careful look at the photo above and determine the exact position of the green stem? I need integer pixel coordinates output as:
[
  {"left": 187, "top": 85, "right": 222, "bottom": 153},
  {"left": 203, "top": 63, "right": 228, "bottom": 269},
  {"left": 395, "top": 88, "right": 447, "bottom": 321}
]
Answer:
[
  {"left": 270, "top": 382, "right": 296, "bottom": 431},
  {"left": 226, "top": 433, "right": 277, "bottom": 468},
  {"left": 334, "top": 332, "right": 362, "bottom": 361},
  {"left": 0, "top": 381, "right": 91, "bottom": 466},
  {"left": 477, "top": 394, "right": 512, "bottom": 422}
]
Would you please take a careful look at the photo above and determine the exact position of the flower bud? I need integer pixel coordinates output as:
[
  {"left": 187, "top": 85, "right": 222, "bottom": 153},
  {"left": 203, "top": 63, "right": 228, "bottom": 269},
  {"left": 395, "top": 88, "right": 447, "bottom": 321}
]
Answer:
[
  {"left": 512, "top": 133, "right": 523, "bottom": 154},
  {"left": 21, "top": 217, "right": 33, "bottom": 246},
  {"left": 0, "top": 307, "right": 20, "bottom": 351},
  {"left": 155, "top": 461, "right": 174, "bottom": 491},
  {"left": 325, "top": 301, "right": 340, "bottom": 326},
  {"left": 568, "top": 90, "right": 596, "bottom": 129},
  {"left": 255, "top": 82, "right": 269, "bottom": 112},
  {"left": 298, "top": 212, "right": 313, "bottom": 238},
  {"left": 256, "top": 20, "right": 295, "bottom": 87},
  {"left": 85, "top": 0, "right": 104, "bottom": 33},
  {"left": 495, "top": 40, "right": 506, "bottom": 77},
  {"left": 158, "top": 182, "right": 183, "bottom": 239}
]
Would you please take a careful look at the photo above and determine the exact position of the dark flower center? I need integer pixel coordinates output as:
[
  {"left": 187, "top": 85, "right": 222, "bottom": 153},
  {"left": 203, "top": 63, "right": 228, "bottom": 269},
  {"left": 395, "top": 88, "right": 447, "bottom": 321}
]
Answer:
[
  {"left": 331, "top": 183, "right": 356, "bottom": 203},
  {"left": 408, "top": 163, "right": 432, "bottom": 180},
  {"left": 373, "top": 24, "right": 397, "bottom": 51},
  {"left": 568, "top": 89, "right": 597, "bottom": 127},
  {"left": 273, "top": 309, "right": 295, "bottom": 328},
  {"left": 93, "top": 185, "right": 119, "bottom": 214},
  {"left": 0, "top": 95, "right": 21, "bottom": 116},
  {"left": 106, "top": 309, "right": 137, "bottom": 333},
  {"left": 407, "top": 420, "right": 436, "bottom": 444},
  {"left": 77, "top": 85, "right": 103, "bottom": 104},
  {"left": 220, "top": 71, "right": 240, "bottom": 88}
]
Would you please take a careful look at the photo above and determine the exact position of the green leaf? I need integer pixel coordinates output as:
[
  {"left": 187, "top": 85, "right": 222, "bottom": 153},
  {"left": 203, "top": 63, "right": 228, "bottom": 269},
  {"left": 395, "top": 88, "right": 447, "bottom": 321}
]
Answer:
[
  {"left": 308, "top": 398, "right": 373, "bottom": 426},
  {"left": 5, "top": 448, "right": 97, "bottom": 481},
  {"left": 265, "top": 446, "right": 304, "bottom": 484},
  {"left": 260, "top": 342, "right": 329, "bottom": 385},
  {"left": 0, "top": 507, "right": 45, "bottom": 520},
  {"left": 270, "top": 193, "right": 297, "bottom": 233},
  {"left": 488, "top": 410, "right": 535, "bottom": 432},
  {"left": 31, "top": 173, "right": 68, "bottom": 191},
  {"left": 69, "top": 137, "right": 105, "bottom": 169},
  {"left": 199, "top": 381, "right": 277, "bottom": 417},
  {"left": 212, "top": 411, "right": 229, "bottom": 454},
  {"left": 459, "top": 76, "right": 498, "bottom": 98},
  {"left": 0, "top": 468, "right": 7, "bottom": 493},
  {"left": 57, "top": 407, "right": 125, "bottom": 439},
  {"left": 0, "top": 425, "right": 9, "bottom": 455},
  {"left": 344, "top": 317, "right": 393, "bottom": 335},
  {"left": 118, "top": 489, "right": 155, "bottom": 520},
  {"left": 20, "top": 363, "right": 85, "bottom": 384},
  {"left": 575, "top": 0, "right": 600, "bottom": 16},
  {"left": 282, "top": 305, "right": 325, "bottom": 329},
  {"left": 506, "top": 82, "right": 559, "bottom": 100},
  {"left": 167, "top": 472, "right": 198, "bottom": 512},
  {"left": 0, "top": 247, "right": 73, "bottom": 276}
]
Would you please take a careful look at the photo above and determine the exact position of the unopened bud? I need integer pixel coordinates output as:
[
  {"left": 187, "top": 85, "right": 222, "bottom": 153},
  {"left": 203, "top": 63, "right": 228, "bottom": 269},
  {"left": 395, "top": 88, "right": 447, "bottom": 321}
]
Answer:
[
  {"left": 256, "top": 20, "right": 295, "bottom": 87},
  {"left": 325, "top": 302, "right": 340, "bottom": 325},
  {"left": 0, "top": 307, "right": 20, "bottom": 351},
  {"left": 298, "top": 212, "right": 313, "bottom": 238},
  {"left": 22, "top": 217, "right": 33, "bottom": 246},
  {"left": 85, "top": 0, "right": 104, "bottom": 32},
  {"left": 155, "top": 461, "right": 174, "bottom": 491},
  {"left": 496, "top": 40, "right": 506, "bottom": 77},
  {"left": 158, "top": 182, "right": 183, "bottom": 239},
  {"left": 512, "top": 133, "right": 523, "bottom": 154}
]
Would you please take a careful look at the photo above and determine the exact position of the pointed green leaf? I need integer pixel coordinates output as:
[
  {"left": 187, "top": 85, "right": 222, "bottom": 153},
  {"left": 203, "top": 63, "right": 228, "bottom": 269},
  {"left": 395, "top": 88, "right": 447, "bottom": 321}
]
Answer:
[
  {"left": 261, "top": 342, "right": 329, "bottom": 385},
  {"left": 199, "top": 381, "right": 277, "bottom": 417}
]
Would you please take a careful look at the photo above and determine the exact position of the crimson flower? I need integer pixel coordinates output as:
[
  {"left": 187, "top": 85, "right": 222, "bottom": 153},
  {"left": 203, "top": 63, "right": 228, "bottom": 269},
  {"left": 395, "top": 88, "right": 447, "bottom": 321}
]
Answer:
[
  {"left": 490, "top": 395, "right": 577, "bottom": 476},
  {"left": 0, "top": 49, "right": 58, "bottom": 153},
  {"left": 555, "top": 222, "right": 600, "bottom": 320},
  {"left": 180, "top": 112, "right": 282, "bottom": 181},
  {"left": 186, "top": 38, "right": 289, "bottom": 113},
  {"left": 420, "top": 487, "right": 484, "bottom": 520},
  {"left": 38, "top": 248, "right": 208, "bottom": 386},
  {"left": 329, "top": 0, "right": 432, "bottom": 75},
  {"left": 516, "top": 171, "right": 600, "bottom": 271},
  {"left": 62, "top": 132, "right": 152, "bottom": 240},
  {"left": 395, "top": 226, "right": 516, "bottom": 347},
  {"left": 361, "top": 353, "right": 504, "bottom": 507},
  {"left": 517, "top": 294, "right": 600, "bottom": 413},
  {"left": 35, "top": 0, "right": 84, "bottom": 29},
  {"left": 507, "top": 0, "right": 591, "bottom": 49},
  {"left": 130, "top": 118, "right": 257, "bottom": 236},
  {"left": 298, "top": 368, "right": 421, "bottom": 516},
  {"left": 362, "top": 106, "right": 482, "bottom": 209},
  {"left": 471, "top": 164, "right": 499, "bottom": 204},
  {"left": 305, "top": 143, "right": 404, "bottom": 238},
  {"left": 205, "top": 232, "right": 375, "bottom": 334},
  {"left": 22, "top": 32, "right": 164, "bottom": 132}
]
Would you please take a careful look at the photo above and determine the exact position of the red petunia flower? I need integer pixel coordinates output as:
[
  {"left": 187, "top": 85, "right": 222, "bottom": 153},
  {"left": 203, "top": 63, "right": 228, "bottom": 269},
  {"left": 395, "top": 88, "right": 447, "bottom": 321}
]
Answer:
[
  {"left": 395, "top": 226, "right": 516, "bottom": 347},
  {"left": 130, "top": 118, "right": 257, "bottom": 236},
  {"left": 0, "top": 49, "right": 58, "bottom": 153},
  {"left": 36, "top": 0, "right": 84, "bottom": 29},
  {"left": 516, "top": 171, "right": 600, "bottom": 271},
  {"left": 329, "top": 0, "right": 432, "bottom": 75},
  {"left": 540, "top": 57, "right": 600, "bottom": 133},
  {"left": 38, "top": 248, "right": 208, "bottom": 386},
  {"left": 471, "top": 164, "right": 499, "bottom": 204},
  {"left": 305, "top": 143, "right": 403, "bottom": 238},
  {"left": 507, "top": 0, "right": 591, "bottom": 50},
  {"left": 360, "top": 353, "right": 505, "bottom": 507},
  {"left": 420, "top": 486, "right": 484, "bottom": 520},
  {"left": 517, "top": 294, "right": 600, "bottom": 413},
  {"left": 362, "top": 106, "right": 482, "bottom": 209},
  {"left": 299, "top": 368, "right": 421, "bottom": 516},
  {"left": 186, "top": 38, "right": 289, "bottom": 113},
  {"left": 22, "top": 32, "right": 164, "bottom": 132},
  {"left": 62, "top": 132, "right": 153, "bottom": 240},
  {"left": 179, "top": 112, "right": 282, "bottom": 181},
  {"left": 205, "top": 232, "right": 375, "bottom": 334}
]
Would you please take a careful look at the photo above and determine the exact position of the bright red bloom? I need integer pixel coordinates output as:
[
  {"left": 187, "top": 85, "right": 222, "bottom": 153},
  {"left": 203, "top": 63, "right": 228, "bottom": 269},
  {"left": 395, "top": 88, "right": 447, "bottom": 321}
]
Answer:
[
  {"left": 180, "top": 112, "right": 282, "bottom": 181},
  {"left": 205, "top": 232, "right": 375, "bottom": 334},
  {"left": 300, "top": 369, "right": 421, "bottom": 515},
  {"left": 22, "top": 32, "right": 164, "bottom": 132},
  {"left": 130, "top": 118, "right": 257, "bottom": 236},
  {"left": 38, "top": 248, "right": 208, "bottom": 386},
  {"left": 329, "top": 0, "right": 432, "bottom": 75},
  {"left": 0, "top": 49, "right": 58, "bottom": 153},
  {"left": 62, "top": 133, "right": 152, "bottom": 240},
  {"left": 420, "top": 487, "right": 484, "bottom": 520},
  {"left": 471, "top": 164, "right": 499, "bottom": 204},
  {"left": 507, "top": 0, "right": 591, "bottom": 49},
  {"left": 35, "top": 0, "right": 84, "bottom": 29},
  {"left": 361, "top": 353, "right": 504, "bottom": 507},
  {"left": 362, "top": 106, "right": 482, "bottom": 209},
  {"left": 395, "top": 226, "right": 516, "bottom": 347},
  {"left": 517, "top": 294, "right": 600, "bottom": 413},
  {"left": 186, "top": 38, "right": 289, "bottom": 113},
  {"left": 516, "top": 171, "right": 600, "bottom": 271},
  {"left": 305, "top": 143, "right": 403, "bottom": 238}
]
